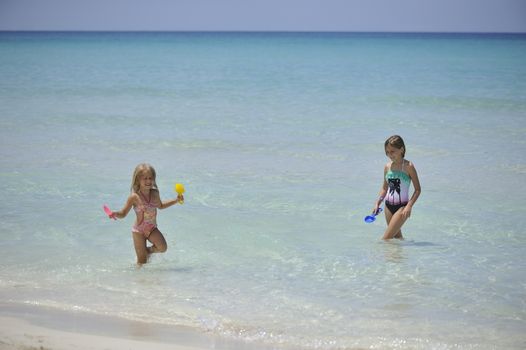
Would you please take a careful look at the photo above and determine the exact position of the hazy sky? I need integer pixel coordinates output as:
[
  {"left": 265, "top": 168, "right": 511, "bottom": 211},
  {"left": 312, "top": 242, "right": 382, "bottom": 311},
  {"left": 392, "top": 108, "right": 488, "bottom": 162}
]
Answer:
[{"left": 1, "top": 0, "right": 525, "bottom": 32}]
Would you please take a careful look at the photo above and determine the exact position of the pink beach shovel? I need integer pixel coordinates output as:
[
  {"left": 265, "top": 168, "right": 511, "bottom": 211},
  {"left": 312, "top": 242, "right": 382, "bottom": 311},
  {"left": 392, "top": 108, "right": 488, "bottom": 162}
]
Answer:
[{"left": 103, "top": 205, "right": 116, "bottom": 220}]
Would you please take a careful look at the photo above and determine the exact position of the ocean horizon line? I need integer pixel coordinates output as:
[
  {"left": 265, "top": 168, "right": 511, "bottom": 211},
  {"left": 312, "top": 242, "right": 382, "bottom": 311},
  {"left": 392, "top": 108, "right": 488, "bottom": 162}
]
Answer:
[{"left": 1, "top": 29, "right": 525, "bottom": 36}]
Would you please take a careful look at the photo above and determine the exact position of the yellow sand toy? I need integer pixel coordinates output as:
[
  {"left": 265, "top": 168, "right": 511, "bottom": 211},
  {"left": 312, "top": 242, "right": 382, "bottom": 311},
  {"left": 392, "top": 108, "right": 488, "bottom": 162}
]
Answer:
[{"left": 174, "top": 183, "right": 185, "bottom": 204}]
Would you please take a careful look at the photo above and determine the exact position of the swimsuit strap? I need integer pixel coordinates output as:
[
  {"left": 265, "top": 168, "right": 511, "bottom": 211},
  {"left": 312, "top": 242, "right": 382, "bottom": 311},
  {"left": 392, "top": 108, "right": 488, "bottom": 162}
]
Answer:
[{"left": 139, "top": 191, "right": 151, "bottom": 204}]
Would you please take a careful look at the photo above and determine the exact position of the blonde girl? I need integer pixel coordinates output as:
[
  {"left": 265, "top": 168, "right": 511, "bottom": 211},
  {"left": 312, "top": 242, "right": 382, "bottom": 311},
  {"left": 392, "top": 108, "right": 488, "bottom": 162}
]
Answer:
[
  {"left": 373, "top": 135, "right": 421, "bottom": 240},
  {"left": 109, "top": 163, "right": 183, "bottom": 264}
]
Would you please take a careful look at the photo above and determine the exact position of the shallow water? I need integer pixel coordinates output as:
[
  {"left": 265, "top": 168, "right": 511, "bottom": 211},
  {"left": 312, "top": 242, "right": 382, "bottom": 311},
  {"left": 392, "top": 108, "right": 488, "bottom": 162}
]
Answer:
[{"left": 1, "top": 32, "right": 525, "bottom": 349}]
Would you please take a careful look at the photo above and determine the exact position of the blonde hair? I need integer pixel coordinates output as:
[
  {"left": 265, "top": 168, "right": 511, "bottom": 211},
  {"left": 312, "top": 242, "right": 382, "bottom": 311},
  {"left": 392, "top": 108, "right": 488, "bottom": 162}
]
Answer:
[
  {"left": 131, "top": 163, "right": 158, "bottom": 194},
  {"left": 385, "top": 135, "right": 406, "bottom": 158}
]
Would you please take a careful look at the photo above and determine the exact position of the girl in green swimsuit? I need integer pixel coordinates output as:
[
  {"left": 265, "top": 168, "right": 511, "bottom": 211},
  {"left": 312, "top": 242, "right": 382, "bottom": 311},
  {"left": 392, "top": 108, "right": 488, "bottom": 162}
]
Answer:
[{"left": 373, "top": 135, "right": 421, "bottom": 240}]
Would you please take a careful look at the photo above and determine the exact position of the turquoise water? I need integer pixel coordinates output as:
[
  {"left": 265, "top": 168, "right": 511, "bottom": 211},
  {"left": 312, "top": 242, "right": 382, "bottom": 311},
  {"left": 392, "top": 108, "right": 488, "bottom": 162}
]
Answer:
[{"left": 1, "top": 32, "right": 525, "bottom": 349}]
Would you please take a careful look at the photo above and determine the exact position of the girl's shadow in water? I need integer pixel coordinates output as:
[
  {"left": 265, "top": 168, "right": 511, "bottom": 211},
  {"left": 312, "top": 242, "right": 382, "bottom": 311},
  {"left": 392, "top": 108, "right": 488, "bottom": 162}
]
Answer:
[
  {"left": 380, "top": 239, "right": 442, "bottom": 248},
  {"left": 400, "top": 240, "right": 440, "bottom": 247},
  {"left": 151, "top": 266, "right": 195, "bottom": 273}
]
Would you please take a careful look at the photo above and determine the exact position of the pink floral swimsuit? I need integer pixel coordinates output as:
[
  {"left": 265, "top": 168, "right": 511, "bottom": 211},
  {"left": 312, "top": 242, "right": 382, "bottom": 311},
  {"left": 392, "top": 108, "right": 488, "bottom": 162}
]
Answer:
[{"left": 132, "top": 192, "right": 159, "bottom": 238}]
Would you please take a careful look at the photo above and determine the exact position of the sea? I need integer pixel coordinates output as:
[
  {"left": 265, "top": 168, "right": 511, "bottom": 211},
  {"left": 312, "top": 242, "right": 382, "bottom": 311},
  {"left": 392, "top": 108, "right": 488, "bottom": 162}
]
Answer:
[{"left": 0, "top": 32, "right": 525, "bottom": 349}]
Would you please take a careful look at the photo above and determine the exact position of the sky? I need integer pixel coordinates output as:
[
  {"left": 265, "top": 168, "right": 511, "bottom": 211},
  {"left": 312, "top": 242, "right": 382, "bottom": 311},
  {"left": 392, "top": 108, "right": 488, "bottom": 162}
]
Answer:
[{"left": 0, "top": 0, "right": 525, "bottom": 33}]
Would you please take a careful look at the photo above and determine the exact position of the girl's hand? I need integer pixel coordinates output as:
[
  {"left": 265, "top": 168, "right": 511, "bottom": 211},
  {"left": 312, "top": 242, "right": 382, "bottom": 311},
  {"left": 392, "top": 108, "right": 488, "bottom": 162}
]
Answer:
[
  {"left": 177, "top": 194, "right": 184, "bottom": 203},
  {"left": 402, "top": 206, "right": 412, "bottom": 219}
]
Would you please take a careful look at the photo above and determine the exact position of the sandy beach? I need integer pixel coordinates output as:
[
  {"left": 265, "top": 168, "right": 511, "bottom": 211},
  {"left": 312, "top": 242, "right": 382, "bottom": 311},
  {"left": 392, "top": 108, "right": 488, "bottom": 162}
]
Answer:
[{"left": 0, "top": 303, "right": 270, "bottom": 350}]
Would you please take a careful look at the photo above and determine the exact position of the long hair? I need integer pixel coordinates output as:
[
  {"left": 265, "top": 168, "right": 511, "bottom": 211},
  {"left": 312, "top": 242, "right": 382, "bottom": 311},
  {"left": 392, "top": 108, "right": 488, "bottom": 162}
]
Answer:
[
  {"left": 130, "top": 163, "right": 158, "bottom": 194},
  {"left": 384, "top": 135, "right": 406, "bottom": 157}
]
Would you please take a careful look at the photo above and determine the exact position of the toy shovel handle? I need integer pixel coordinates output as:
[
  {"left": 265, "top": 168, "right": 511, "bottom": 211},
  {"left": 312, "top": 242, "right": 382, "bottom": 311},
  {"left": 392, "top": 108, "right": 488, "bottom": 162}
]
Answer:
[{"left": 364, "top": 207, "right": 383, "bottom": 223}]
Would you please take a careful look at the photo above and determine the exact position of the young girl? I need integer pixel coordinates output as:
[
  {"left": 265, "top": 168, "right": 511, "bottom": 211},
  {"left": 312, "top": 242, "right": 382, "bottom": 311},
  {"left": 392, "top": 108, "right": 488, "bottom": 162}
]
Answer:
[
  {"left": 373, "top": 135, "right": 421, "bottom": 240},
  {"left": 108, "top": 163, "right": 184, "bottom": 265}
]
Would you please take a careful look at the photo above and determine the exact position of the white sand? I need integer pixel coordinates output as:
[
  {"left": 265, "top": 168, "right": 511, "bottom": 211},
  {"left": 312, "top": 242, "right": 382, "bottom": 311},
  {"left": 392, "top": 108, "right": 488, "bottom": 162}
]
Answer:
[
  {"left": 0, "top": 315, "right": 202, "bottom": 350},
  {"left": 0, "top": 303, "right": 265, "bottom": 350}
]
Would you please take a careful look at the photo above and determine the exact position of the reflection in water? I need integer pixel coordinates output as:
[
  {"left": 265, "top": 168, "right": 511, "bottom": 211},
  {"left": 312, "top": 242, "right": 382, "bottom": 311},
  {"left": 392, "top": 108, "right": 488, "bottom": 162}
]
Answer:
[
  {"left": 379, "top": 239, "right": 440, "bottom": 263},
  {"left": 381, "top": 240, "right": 406, "bottom": 263}
]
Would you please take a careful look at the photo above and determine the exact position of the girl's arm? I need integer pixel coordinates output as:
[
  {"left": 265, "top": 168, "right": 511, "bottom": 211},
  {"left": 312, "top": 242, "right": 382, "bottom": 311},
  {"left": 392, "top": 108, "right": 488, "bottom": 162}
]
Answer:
[
  {"left": 401, "top": 162, "right": 421, "bottom": 218},
  {"left": 158, "top": 193, "right": 184, "bottom": 210},
  {"left": 406, "top": 162, "right": 421, "bottom": 209},
  {"left": 112, "top": 194, "right": 136, "bottom": 219},
  {"left": 373, "top": 165, "right": 389, "bottom": 212}
]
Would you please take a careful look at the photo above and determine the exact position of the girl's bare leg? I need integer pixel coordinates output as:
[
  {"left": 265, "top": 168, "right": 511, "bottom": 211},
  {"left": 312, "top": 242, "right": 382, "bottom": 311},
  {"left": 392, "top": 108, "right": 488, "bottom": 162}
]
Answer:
[
  {"left": 132, "top": 232, "right": 149, "bottom": 265},
  {"left": 147, "top": 228, "right": 167, "bottom": 254},
  {"left": 384, "top": 208, "right": 406, "bottom": 240}
]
